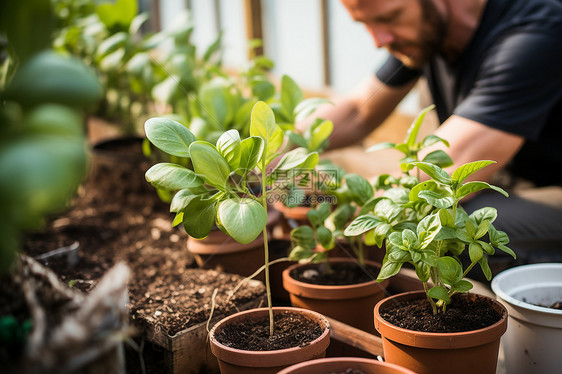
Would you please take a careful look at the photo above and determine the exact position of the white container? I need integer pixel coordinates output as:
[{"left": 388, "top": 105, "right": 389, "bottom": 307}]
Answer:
[{"left": 491, "top": 263, "right": 562, "bottom": 374}]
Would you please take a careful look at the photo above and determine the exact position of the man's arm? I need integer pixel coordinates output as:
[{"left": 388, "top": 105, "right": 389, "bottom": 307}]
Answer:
[
  {"left": 298, "top": 75, "right": 416, "bottom": 149},
  {"left": 425, "top": 115, "right": 525, "bottom": 183}
]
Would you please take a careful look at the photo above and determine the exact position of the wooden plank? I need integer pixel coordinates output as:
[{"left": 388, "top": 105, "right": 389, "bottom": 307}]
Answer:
[{"left": 327, "top": 317, "right": 384, "bottom": 358}]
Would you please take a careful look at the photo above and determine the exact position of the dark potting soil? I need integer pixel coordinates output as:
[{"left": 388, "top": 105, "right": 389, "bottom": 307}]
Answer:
[
  {"left": 214, "top": 311, "right": 324, "bottom": 351},
  {"left": 289, "top": 262, "right": 379, "bottom": 285},
  {"left": 380, "top": 294, "right": 503, "bottom": 333}
]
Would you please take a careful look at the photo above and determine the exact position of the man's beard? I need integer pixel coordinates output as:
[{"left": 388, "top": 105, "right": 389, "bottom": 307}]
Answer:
[{"left": 392, "top": 0, "right": 447, "bottom": 68}]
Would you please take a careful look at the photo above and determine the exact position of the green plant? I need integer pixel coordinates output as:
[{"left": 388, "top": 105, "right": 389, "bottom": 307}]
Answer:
[
  {"left": 144, "top": 101, "right": 319, "bottom": 335},
  {"left": 344, "top": 107, "right": 516, "bottom": 315}
]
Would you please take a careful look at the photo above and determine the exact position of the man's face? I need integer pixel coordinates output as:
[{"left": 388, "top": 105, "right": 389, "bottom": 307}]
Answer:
[{"left": 340, "top": 0, "right": 447, "bottom": 68}]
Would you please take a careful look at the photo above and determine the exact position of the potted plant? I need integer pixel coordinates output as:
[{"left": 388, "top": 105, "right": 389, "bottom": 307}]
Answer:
[
  {"left": 277, "top": 357, "right": 417, "bottom": 374},
  {"left": 282, "top": 172, "right": 390, "bottom": 334},
  {"left": 144, "top": 101, "right": 331, "bottom": 373},
  {"left": 491, "top": 263, "right": 562, "bottom": 374},
  {"left": 344, "top": 157, "right": 515, "bottom": 373}
]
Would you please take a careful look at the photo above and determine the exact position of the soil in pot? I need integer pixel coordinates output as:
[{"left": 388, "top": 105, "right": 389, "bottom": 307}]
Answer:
[
  {"left": 214, "top": 310, "right": 324, "bottom": 351},
  {"left": 380, "top": 294, "right": 502, "bottom": 333},
  {"left": 283, "top": 259, "right": 389, "bottom": 334}
]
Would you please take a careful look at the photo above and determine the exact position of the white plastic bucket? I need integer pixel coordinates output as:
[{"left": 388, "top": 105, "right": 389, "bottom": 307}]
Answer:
[{"left": 491, "top": 263, "right": 562, "bottom": 374}]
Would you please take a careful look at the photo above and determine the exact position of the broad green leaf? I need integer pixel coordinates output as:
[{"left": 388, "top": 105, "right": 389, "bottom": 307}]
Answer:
[
  {"left": 373, "top": 222, "right": 392, "bottom": 247},
  {"left": 402, "top": 229, "right": 418, "bottom": 248},
  {"left": 366, "top": 142, "right": 396, "bottom": 153},
  {"left": 421, "top": 134, "right": 450, "bottom": 148},
  {"left": 469, "top": 241, "right": 483, "bottom": 262},
  {"left": 218, "top": 198, "right": 267, "bottom": 244},
  {"left": 358, "top": 197, "right": 385, "bottom": 215},
  {"left": 409, "top": 180, "right": 438, "bottom": 202},
  {"left": 475, "top": 221, "right": 489, "bottom": 240},
  {"left": 170, "top": 188, "right": 201, "bottom": 212},
  {"left": 453, "top": 279, "right": 473, "bottom": 293},
  {"left": 291, "top": 225, "right": 316, "bottom": 249},
  {"left": 374, "top": 199, "right": 403, "bottom": 222},
  {"left": 295, "top": 98, "right": 331, "bottom": 122},
  {"left": 417, "top": 213, "right": 442, "bottom": 249},
  {"left": 480, "top": 241, "right": 495, "bottom": 255},
  {"left": 456, "top": 181, "right": 508, "bottom": 200},
  {"left": 344, "top": 215, "right": 382, "bottom": 236},
  {"left": 172, "top": 212, "right": 184, "bottom": 227},
  {"left": 203, "top": 31, "right": 222, "bottom": 62},
  {"left": 145, "top": 163, "right": 203, "bottom": 191},
  {"left": 345, "top": 174, "right": 374, "bottom": 205},
  {"left": 288, "top": 132, "right": 308, "bottom": 148},
  {"left": 309, "top": 120, "right": 333, "bottom": 151},
  {"left": 428, "top": 286, "right": 451, "bottom": 303},
  {"left": 412, "top": 162, "right": 452, "bottom": 185},
  {"left": 405, "top": 104, "right": 435, "bottom": 147},
  {"left": 420, "top": 249, "right": 438, "bottom": 267},
  {"left": 250, "top": 101, "right": 281, "bottom": 153},
  {"left": 418, "top": 190, "right": 454, "bottom": 209},
  {"left": 272, "top": 148, "right": 315, "bottom": 171},
  {"left": 377, "top": 260, "right": 403, "bottom": 281},
  {"left": 96, "top": 0, "right": 137, "bottom": 29},
  {"left": 237, "top": 136, "right": 264, "bottom": 175},
  {"left": 199, "top": 78, "right": 238, "bottom": 129},
  {"left": 96, "top": 32, "right": 128, "bottom": 58},
  {"left": 129, "top": 12, "right": 149, "bottom": 34},
  {"left": 415, "top": 262, "right": 431, "bottom": 282},
  {"left": 451, "top": 160, "right": 496, "bottom": 184},
  {"left": 189, "top": 141, "right": 230, "bottom": 189},
  {"left": 478, "top": 256, "right": 492, "bottom": 281},
  {"left": 438, "top": 209, "right": 455, "bottom": 228},
  {"left": 383, "top": 187, "right": 410, "bottom": 205},
  {"left": 437, "top": 256, "right": 463, "bottom": 285},
  {"left": 388, "top": 248, "right": 412, "bottom": 262},
  {"left": 498, "top": 244, "right": 516, "bottom": 259},
  {"left": 470, "top": 207, "right": 497, "bottom": 225},
  {"left": 316, "top": 226, "right": 334, "bottom": 249},
  {"left": 145, "top": 117, "right": 196, "bottom": 157},
  {"left": 326, "top": 204, "right": 355, "bottom": 231},
  {"left": 182, "top": 197, "right": 216, "bottom": 239},
  {"left": 280, "top": 75, "right": 304, "bottom": 122},
  {"left": 289, "top": 245, "right": 315, "bottom": 261},
  {"left": 422, "top": 150, "right": 453, "bottom": 168},
  {"left": 465, "top": 220, "right": 476, "bottom": 238},
  {"left": 307, "top": 203, "right": 331, "bottom": 227},
  {"left": 216, "top": 130, "right": 241, "bottom": 170}
]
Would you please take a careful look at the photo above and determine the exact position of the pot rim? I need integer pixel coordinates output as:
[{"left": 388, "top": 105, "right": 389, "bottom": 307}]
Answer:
[
  {"left": 209, "top": 307, "right": 330, "bottom": 367},
  {"left": 277, "top": 357, "right": 417, "bottom": 374},
  {"left": 282, "top": 258, "right": 389, "bottom": 300},
  {"left": 491, "top": 263, "right": 562, "bottom": 316},
  {"left": 374, "top": 290, "right": 508, "bottom": 349}
]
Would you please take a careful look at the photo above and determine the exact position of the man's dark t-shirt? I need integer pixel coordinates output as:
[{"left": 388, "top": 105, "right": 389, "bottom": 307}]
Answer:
[{"left": 375, "top": 0, "right": 562, "bottom": 186}]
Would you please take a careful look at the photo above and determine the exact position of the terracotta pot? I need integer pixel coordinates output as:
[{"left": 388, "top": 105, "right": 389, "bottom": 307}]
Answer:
[
  {"left": 209, "top": 307, "right": 331, "bottom": 374},
  {"left": 283, "top": 258, "right": 389, "bottom": 334},
  {"left": 374, "top": 291, "right": 508, "bottom": 374},
  {"left": 277, "top": 357, "right": 416, "bottom": 374},
  {"left": 187, "top": 207, "right": 282, "bottom": 278},
  {"left": 273, "top": 200, "right": 312, "bottom": 237}
]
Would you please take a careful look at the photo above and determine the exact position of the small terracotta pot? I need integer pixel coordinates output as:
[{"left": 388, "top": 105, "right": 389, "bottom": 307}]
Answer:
[
  {"left": 283, "top": 258, "right": 389, "bottom": 334},
  {"left": 209, "top": 307, "right": 331, "bottom": 374},
  {"left": 374, "top": 291, "right": 508, "bottom": 374},
  {"left": 277, "top": 357, "right": 416, "bottom": 374}
]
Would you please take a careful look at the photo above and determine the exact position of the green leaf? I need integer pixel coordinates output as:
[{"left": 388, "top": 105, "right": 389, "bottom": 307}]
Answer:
[
  {"left": 405, "top": 105, "right": 435, "bottom": 147},
  {"left": 412, "top": 162, "right": 452, "bottom": 185},
  {"left": 251, "top": 78, "right": 276, "bottom": 101},
  {"left": 250, "top": 101, "right": 282, "bottom": 158},
  {"left": 309, "top": 120, "right": 333, "bottom": 151},
  {"left": 189, "top": 141, "right": 231, "bottom": 189},
  {"left": 291, "top": 226, "right": 317, "bottom": 249},
  {"left": 474, "top": 221, "right": 489, "bottom": 240},
  {"left": 373, "top": 222, "right": 392, "bottom": 247},
  {"left": 421, "top": 134, "right": 449, "bottom": 148},
  {"left": 453, "top": 279, "right": 473, "bottom": 293},
  {"left": 409, "top": 180, "right": 439, "bottom": 202},
  {"left": 417, "top": 213, "right": 442, "bottom": 249},
  {"left": 345, "top": 173, "right": 374, "bottom": 205},
  {"left": 422, "top": 150, "right": 453, "bottom": 168},
  {"left": 469, "top": 207, "right": 498, "bottom": 225},
  {"left": 307, "top": 203, "right": 331, "bottom": 227},
  {"left": 295, "top": 98, "right": 331, "bottom": 122},
  {"left": 316, "top": 226, "right": 334, "bottom": 249},
  {"left": 388, "top": 248, "right": 412, "bottom": 262},
  {"left": 415, "top": 262, "right": 431, "bottom": 282},
  {"left": 457, "top": 182, "right": 509, "bottom": 201},
  {"left": 145, "top": 118, "right": 196, "bottom": 158},
  {"left": 199, "top": 77, "right": 238, "bottom": 129},
  {"left": 96, "top": 0, "right": 137, "bottom": 29},
  {"left": 203, "top": 31, "right": 223, "bottom": 62},
  {"left": 326, "top": 204, "right": 356, "bottom": 231},
  {"left": 216, "top": 130, "right": 241, "bottom": 170},
  {"left": 469, "top": 242, "right": 484, "bottom": 262},
  {"left": 344, "top": 215, "right": 382, "bottom": 236},
  {"left": 377, "top": 260, "right": 403, "bottom": 281},
  {"left": 451, "top": 160, "right": 496, "bottom": 184},
  {"left": 272, "top": 148, "right": 317, "bottom": 171},
  {"left": 438, "top": 209, "right": 455, "bottom": 228},
  {"left": 374, "top": 199, "right": 403, "bottom": 222},
  {"left": 465, "top": 220, "right": 476, "bottom": 238},
  {"left": 182, "top": 197, "right": 216, "bottom": 239},
  {"left": 418, "top": 190, "right": 454, "bottom": 209},
  {"left": 172, "top": 212, "right": 184, "bottom": 227},
  {"left": 217, "top": 198, "right": 267, "bottom": 244},
  {"left": 170, "top": 189, "right": 201, "bottom": 212},
  {"left": 366, "top": 142, "right": 396, "bottom": 153},
  {"left": 280, "top": 75, "right": 304, "bottom": 122},
  {"left": 145, "top": 163, "right": 203, "bottom": 191},
  {"left": 478, "top": 256, "right": 493, "bottom": 281},
  {"left": 480, "top": 241, "right": 495, "bottom": 255},
  {"left": 428, "top": 286, "right": 451, "bottom": 304},
  {"left": 289, "top": 245, "right": 315, "bottom": 261},
  {"left": 237, "top": 136, "right": 264, "bottom": 175},
  {"left": 437, "top": 256, "right": 463, "bottom": 285}
]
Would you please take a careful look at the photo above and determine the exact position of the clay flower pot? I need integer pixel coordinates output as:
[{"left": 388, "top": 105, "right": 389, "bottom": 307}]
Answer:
[
  {"left": 283, "top": 258, "right": 389, "bottom": 334},
  {"left": 277, "top": 357, "right": 416, "bottom": 374},
  {"left": 374, "top": 291, "right": 508, "bottom": 374},
  {"left": 209, "top": 307, "right": 330, "bottom": 374}
]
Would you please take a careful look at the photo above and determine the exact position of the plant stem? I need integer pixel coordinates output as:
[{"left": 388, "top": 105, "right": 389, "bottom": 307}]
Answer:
[
  {"left": 260, "top": 159, "right": 274, "bottom": 337},
  {"left": 423, "top": 281, "right": 438, "bottom": 315},
  {"left": 463, "top": 261, "right": 477, "bottom": 278}
]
